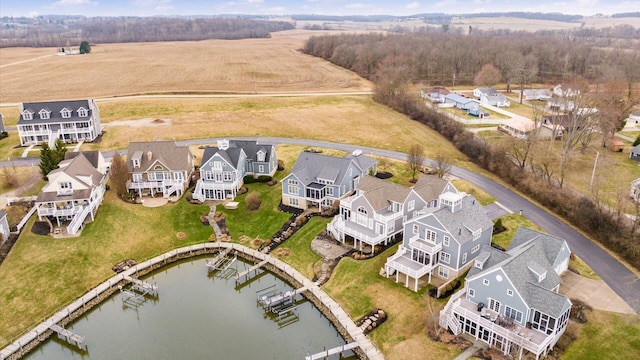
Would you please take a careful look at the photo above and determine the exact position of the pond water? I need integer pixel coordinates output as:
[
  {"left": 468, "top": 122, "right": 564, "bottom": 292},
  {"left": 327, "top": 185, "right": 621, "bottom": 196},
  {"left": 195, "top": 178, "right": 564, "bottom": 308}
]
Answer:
[{"left": 26, "top": 256, "right": 354, "bottom": 359}]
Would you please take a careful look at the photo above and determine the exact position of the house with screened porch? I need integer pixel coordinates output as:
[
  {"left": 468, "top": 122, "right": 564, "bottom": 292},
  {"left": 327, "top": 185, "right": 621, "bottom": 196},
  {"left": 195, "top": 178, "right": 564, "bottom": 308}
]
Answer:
[
  {"left": 126, "top": 141, "right": 194, "bottom": 199},
  {"left": 439, "top": 227, "right": 572, "bottom": 360},
  {"left": 384, "top": 191, "right": 493, "bottom": 291}
]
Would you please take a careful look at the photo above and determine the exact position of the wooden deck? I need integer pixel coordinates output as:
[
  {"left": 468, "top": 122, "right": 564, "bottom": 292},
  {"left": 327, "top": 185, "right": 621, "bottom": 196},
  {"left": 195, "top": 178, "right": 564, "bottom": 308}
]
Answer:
[{"left": 305, "top": 342, "right": 359, "bottom": 360}]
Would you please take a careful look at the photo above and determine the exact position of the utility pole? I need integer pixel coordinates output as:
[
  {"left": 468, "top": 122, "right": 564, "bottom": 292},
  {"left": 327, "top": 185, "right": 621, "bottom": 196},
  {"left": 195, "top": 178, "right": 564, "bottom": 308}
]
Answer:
[
  {"left": 452, "top": 74, "right": 456, "bottom": 90},
  {"left": 590, "top": 151, "right": 600, "bottom": 191}
]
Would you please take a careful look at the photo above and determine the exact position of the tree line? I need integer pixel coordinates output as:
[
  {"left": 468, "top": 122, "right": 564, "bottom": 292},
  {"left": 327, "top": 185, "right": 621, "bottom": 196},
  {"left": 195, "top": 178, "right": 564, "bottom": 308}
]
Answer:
[
  {"left": 0, "top": 16, "right": 294, "bottom": 48},
  {"left": 302, "top": 32, "right": 640, "bottom": 271}
]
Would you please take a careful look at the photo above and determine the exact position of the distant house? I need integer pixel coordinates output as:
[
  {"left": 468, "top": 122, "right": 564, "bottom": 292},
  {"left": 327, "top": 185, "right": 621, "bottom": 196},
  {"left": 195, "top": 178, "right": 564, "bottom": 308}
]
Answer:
[
  {"left": 326, "top": 174, "right": 457, "bottom": 253},
  {"left": 440, "top": 227, "right": 572, "bottom": 360},
  {"left": 553, "top": 83, "right": 580, "bottom": 98},
  {"left": 547, "top": 98, "right": 575, "bottom": 112},
  {"left": 126, "top": 141, "right": 194, "bottom": 199},
  {"left": 36, "top": 152, "right": 108, "bottom": 235},
  {"left": 630, "top": 145, "right": 640, "bottom": 162},
  {"left": 444, "top": 94, "right": 480, "bottom": 111},
  {"left": 627, "top": 112, "right": 640, "bottom": 125},
  {"left": 17, "top": 99, "right": 102, "bottom": 147},
  {"left": 281, "top": 150, "right": 377, "bottom": 210},
  {"left": 421, "top": 87, "right": 450, "bottom": 103},
  {"left": 193, "top": 139, "right": 278, "bottom": 201},
  {"left": 474, "top": 88, "right": 510, "bottom": 107},
  {"left": 498, "top": 118, "right": 537, "bottom": 139},
  {"left": 385, "top": 192, "right": 493, "bottom": 291},
  {"left": 522, "top": 89, "right": 553, "bottom": 101},
  {"left": 468, "top": 107, "right": 489, "bottom": 119},
  {"left": 0, "top": 210, "right": 9, "bottom": 245},
  {"left": 631, "top": 178, "right": 640, "bottom": 203},
  {"left": 538, "top": 114, "right": 587, "bottom": 139}
]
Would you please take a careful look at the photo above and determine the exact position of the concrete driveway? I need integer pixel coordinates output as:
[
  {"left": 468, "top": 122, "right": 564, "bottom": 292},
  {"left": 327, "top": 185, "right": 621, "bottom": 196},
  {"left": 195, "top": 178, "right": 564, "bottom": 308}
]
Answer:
[{"left": 560, "top": 271, "right": 636, "bottom": 315}]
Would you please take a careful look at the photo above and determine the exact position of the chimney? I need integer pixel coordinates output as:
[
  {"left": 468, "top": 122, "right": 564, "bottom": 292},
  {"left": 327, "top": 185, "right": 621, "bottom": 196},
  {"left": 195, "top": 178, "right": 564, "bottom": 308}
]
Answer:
[
  {"left": 459, "top": 228, "right": 462, "bottom": 235},
  {"left": 146, "top": 150, "right": 152, "bottom": 161}
]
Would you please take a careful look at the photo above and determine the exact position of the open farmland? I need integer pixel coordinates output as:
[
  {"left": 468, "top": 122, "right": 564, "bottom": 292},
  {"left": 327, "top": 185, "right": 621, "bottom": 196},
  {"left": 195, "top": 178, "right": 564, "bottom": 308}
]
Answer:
[{"left": 0, "top": 30, "right": 372, "bottom": 103}]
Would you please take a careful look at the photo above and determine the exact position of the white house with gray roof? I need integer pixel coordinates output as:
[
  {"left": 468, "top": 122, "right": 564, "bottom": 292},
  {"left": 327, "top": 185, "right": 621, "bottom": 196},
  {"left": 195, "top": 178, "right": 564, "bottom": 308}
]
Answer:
[
  {"left": 474, "top": 88, "right": 510, "bottom": 107},
  {"left": 192, "top": 139, "right": 277, "bottom": 201},
  {"left": 36, "top": 151, "right": 107, "bottom": 235},
  {"left": 17, "top": 99, "right": 102, "bottom": 146},
  {"left": 385, "top": 192, "right": 493, "bottom": 291},
  {"left": 126, "top": 141, "right": 194, "bottom": 199},
  {"left": 440, "top": 227, "right": 572, "bottom": 360},
  {"left": 281, "top": 150, "right": 376, "bottom": 210},
  {"left": 327, "top": 174, "right": 457, "bottom": 253}
]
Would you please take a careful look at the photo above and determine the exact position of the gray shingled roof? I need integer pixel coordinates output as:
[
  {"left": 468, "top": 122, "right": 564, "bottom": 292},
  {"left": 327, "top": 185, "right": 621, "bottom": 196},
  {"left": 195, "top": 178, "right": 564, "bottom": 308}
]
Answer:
[
  {"left": 344, "top": 151, "right": 377, "bottom": 172},
  {"left": 201, "top": 140, "right": 274, "bottom": 168},
  {"left": 290, "top": 152, "right": 375, "bottom": 186},
  {"left": 18, "top": 100, "right": 93, "bottom": 125},
  {"left": 356, "top": 176, "right": 411, "bottom": 212},
  {"left": 509, "top": 227, "right": 568, "bottom": 266},
  {"left": 422, "top": 195, "right": 493, "bottom": 245},
  {"left": 468, "top": 236, "right": 570, "bottom": 318},
  {"left": 65, "top": 151, "right": 101, "bottom": 170},
  {"left": 126, "top": 141, "right": 193, "bottom": 173},
  {"left": 36, "top": 153, "right": 103, "bottom": 202},
  {"left": 412, "top": 174, "right": 452, "bottom": 202}
]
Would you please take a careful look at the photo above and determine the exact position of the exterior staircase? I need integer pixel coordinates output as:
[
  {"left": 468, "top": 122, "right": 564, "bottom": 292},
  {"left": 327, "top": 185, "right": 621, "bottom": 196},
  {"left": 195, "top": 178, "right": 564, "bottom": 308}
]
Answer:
[
  {"left": 67, "top": 206, "right": 91, "bottom": 235},
  {"left": 163, "top": 181, "right": 182, "bottom": 199},
  {"left": 439, "top": 296, "right": 462, "bottom": 336}
]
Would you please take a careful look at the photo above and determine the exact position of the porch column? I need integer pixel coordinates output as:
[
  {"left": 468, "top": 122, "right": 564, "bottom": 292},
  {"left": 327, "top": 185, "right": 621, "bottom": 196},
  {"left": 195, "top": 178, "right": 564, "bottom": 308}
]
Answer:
[
  {"left": 414, "top": 276, "right": 418, "bottom": 292},
  {"left": 56, "top": 216, "right": 60, "bottom": 226}
]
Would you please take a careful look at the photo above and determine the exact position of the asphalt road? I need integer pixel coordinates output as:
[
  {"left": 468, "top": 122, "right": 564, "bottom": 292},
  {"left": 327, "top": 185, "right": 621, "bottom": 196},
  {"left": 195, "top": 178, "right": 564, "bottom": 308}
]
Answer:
[{"left": 3, "top": 136, "right": 639, "bottom": 314}]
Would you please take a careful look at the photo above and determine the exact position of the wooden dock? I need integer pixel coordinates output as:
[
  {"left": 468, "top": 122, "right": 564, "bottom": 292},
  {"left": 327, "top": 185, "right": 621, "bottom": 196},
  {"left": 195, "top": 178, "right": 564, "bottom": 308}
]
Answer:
[
  {"left": 49, "top": 324, "right": 87, "bottom": 351},
  {"left": 258, "top": 284, "right": 312, "bottom": 310},
  {"left": 124, "top": 275, "right": 158, "bottom": 297},
  {"left": 205, "top": 248, "right": 233, "bottom": 272},
  {"left": 305, "top": 342, "right": 359, "bottom": 360},
  {"left": 235, "top": 259, "right": 269, "bottom": 283}
]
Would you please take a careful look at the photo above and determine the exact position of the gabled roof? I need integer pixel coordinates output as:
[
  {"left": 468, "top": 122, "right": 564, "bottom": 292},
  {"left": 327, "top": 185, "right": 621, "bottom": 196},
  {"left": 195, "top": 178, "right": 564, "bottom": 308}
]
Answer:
[
  {"left": 290, "top": 151, "right": 376, "bottom": 186},
  {"left": 476, "top": 87, "right": 498, "bottom": 96},
  {"left": 412, "top": 174, "right": 453, "bottom": 202},
  {"left": 127, "top": 141, "right": 193, "bottom": 173},
  {"left": 467, "top": 228, "right": 571, "bottom": 318},
  {"left": 509, "top": 227, "right": 569, "bottom": 267},
  {"left": 344, "top": 151, "right": 377, "bottom": 172},
  {"left": 230, "top": 140, "right": 274, "bottom": 162},
  {"left": 445, "top": 93, "right": 477, "bottom": 105},
  {"left": 630, "top": 145, "right": 640, "bottom": 155},
  {"left": 202, "top": 146, "right": 244, "bottom": 169},
  {"left": 18, "top": 100, "right": 94, "bottom": 125},
  {"left": 65, "top": 151, "right": 102, "bottom": 170},
  {"left": 356, "top": 176, "right": 411, "bottom": 211},
  {"left": 37, "top": 153, "right": 104, "bottom": 202},
  {"left": 424, "top": 87, "right": 450, "bottom": 95},
  {"left": 415, "top": 194, "right": 493, "bottom": 244}
]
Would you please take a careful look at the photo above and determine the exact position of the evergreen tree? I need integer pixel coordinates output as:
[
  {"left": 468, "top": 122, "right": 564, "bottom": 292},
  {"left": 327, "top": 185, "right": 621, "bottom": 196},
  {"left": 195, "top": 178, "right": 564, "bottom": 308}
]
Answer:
[
  {"left": 79, "top": 40, "right": 91, "bottom": 54},
  {"left": 634, "top": 134, "right": 640, "bottom": 146},
  {"left": 39, "top": 143, "right": 54, "bottom": 180},
  {"left": 53, "top": 139, "right": 67, "bottom": 164}
]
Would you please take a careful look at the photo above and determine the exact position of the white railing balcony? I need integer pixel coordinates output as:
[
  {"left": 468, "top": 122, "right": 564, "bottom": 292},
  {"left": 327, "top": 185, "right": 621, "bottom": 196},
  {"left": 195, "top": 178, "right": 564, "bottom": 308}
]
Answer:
[
  {"left": 409, "top": 236, "right": 442, "bottom": 254},
  {"left": 334, "top": 217, "right": 386, "bottom": 246},
  {"left": 386, "top": 249, "right": 436, "bottom": 279},
  {"left": 198, "top": 179, "right": 239, "bottom": 191},
  {"left": 22, "top": 129, "right": 52, "bottom": 136},
  {"left": 373, "top": 211, "right": 402, "bottom": 223},
  {"left": 37, "top": 205, "right": 84, "bottom": 217},
  {"left": 127, "top": 180, "right": 162, "bottom": 190}
]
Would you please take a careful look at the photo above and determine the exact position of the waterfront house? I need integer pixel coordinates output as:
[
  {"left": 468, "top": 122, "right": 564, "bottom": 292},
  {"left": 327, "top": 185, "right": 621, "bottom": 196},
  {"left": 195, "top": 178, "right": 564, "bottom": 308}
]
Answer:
[
  {"left": 282, "top": 150, "right": 376, "bottom": 210},
  {"left": 17, "top": 99, "right": 102, "bottom": 146},
  {"left": 36, "top": 151, "right": 107, "bottom": 235},
  {"left": 126, "top": 141, "right": 194, "bottom": 199},
  {"left": 385, "top": 191, "right": 493, "bottom": 291},
  {"left": 439, "top": 227, "right": 572, "bottom": 360},
  {"left": 193, "top": 139, "right": 278, "bottom": 201}
]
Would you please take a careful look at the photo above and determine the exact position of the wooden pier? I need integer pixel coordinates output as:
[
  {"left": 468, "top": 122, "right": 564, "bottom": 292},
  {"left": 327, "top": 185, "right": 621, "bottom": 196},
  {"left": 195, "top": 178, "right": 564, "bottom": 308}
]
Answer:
[
  {"left": 305, "top": 342, "right": 359, "bottom": 360},
  {"left": 205, "top": 248, "right": 234, "bottom": 272},
  {"left": 124, "top": 275, "right": 158, "bottom": 297},
  {"left": 235, "top": 259, "right": 269, "bottom": 283},
  {"left": 49, "top": 324, "right": 87, "bottom": 351},
  {"left": 258, "top": 284, "right": 312, "bottom": 311}
]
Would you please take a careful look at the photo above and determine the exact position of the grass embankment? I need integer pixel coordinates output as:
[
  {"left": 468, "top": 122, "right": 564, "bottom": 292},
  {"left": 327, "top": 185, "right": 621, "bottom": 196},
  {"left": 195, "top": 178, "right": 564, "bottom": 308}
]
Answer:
[
  {"left": 0, "top": 191, "right": 212, "bottom": 345},
  {"left": 278, "top": 216, "right": 328, "bottom": 279}
]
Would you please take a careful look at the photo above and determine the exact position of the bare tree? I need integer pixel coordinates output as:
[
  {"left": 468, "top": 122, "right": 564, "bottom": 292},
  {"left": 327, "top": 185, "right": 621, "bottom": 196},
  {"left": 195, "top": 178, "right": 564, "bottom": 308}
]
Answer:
[
  {"left": 109, "top": 153, "right": 128, "bottom": 198},
  {"left": 434, "top": 152, "right": 452, "bottom": 179},
  {"left": 517, "top": 55, "right": 538, "bottom": 104},
  {"left": 407, "top": 144, "right": 425, "bottom": 182},
  {"left": 474, "top": 63, "right": 502, "bottom": 87}
]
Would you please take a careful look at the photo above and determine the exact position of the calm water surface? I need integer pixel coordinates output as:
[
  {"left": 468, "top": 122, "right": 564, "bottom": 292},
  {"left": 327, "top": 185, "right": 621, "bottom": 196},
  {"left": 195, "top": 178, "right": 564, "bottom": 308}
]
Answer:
[{"left": 27, "top": 256, "right": 352, "bottom": 360}]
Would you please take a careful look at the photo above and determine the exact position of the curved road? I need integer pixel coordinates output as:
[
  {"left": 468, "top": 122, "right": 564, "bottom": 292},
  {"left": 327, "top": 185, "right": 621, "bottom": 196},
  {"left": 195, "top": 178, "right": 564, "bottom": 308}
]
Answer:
[{"left": 3, "top": 136, "right": 639, "bottom": 314}]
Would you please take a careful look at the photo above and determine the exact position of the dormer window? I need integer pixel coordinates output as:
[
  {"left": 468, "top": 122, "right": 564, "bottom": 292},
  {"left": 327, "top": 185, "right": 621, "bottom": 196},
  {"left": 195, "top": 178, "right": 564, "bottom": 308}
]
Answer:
[
  {"left": 257, "top": 150, "right": 266, "bottom": 162},
  {"left": 474, "top": 260, "right": 483, "bottom": 270},
  {"left": 78, "top": 107, "right": 88, "bottom": 117},
  {"left": 61, "top": 108, "right": 72, "bottom": 118},
  {"left": 39, "top": 109, "right": 51, "bottom": 119},
  {"left": 22, "top": 110, "right": 33, "bottom": 120},
  {"left": 58, "top": 181, "right": 72, "bottom": 195},
  {"left": 132, "top": 159, "right": 140, "bottom": 168}
]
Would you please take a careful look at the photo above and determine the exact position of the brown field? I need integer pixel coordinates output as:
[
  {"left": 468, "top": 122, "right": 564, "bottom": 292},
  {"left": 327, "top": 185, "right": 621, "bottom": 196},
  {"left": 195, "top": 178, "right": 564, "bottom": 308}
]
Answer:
[
  {"left": 0, "top": 30, "right": 372, "bottom": 103},
  {"left": 451, "top": 16, "right": 640, "bottom": 32}
]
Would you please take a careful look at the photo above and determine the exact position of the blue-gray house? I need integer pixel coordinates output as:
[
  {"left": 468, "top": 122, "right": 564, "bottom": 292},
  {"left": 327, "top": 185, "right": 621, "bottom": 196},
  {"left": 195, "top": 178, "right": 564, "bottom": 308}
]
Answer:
[
  {"left": 385, "top": 191, "right": 493, "bottom": 291},
  {"left": 193, "top": 139, "right": 277, "bottom": 201},
  {"left": 440, "top": 227, "right": 572, "bottom": 360},
  {"left": 630, "top": 145, "right": 640, "bottom": 162},
  {"left": 0, "top": 210, "right": 9, "bottom": 245},
  {"left": 281, "top": 150, "right": 376, "bottom": 210},
  {"left": 444, "top": 93, "right": 480, "bottom": 110}
]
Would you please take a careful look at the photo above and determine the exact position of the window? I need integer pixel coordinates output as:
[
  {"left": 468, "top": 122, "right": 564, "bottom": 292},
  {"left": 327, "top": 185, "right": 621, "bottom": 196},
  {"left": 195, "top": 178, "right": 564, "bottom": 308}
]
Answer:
[
  {"left": 289, "top": 179, "right": 298, "bottom": 186},
  {"left": 408, "top": 200, "right": 415, "bottom": 211},
  {"left": 489, "top": 298, "right": 501, "bottom": 313},
  {"left": 39, "top": 109, "right": 50, "bottom": 119},
  {"left": 58, "top": 182, "right": 72, "bottom": 195},
  {"left": 468, "top": 288, "right": 475, "bottom": 298},
  {"left": 78, "top": 107, "right": 88, "bottom": 117},
  {"left": 257, "top": 150, "right": 266, "bottom": 162},
  {"left": 326, "top": 187, "right": 334, "bottom": 196},
  {"left": 132, "top": 173, "right": 142, "bottom": 182},
  {"left": 438, "top": 267, "right": 449, "bottom": 278},
  {"left": 472, "top": 244, "right": 480, "bottom": 253},
  {"left": 505, "top": 306, "right": 522, "bottom": 323},
  {"left": 507, "top": 289, "right": 514, "bottom": 296},
  {"left": 289, "top": 198, "right": 299, "bottom": 207},
  {"left": 440, "top": 252, "right": 450, "bottom": 265},
  {"left": 22, "top": 111, "right": 33, "bottom": 120},
  {"left": 223, "top": 172, "right": 232, "bottom": 181},
  {"left": 425, "top": 229, "right": 436, "bottom": 242},
  {"left": 154, "top": 165, "right": 163, "bottom": 170},
  {"left": 462, "top": 253, "right": 467, "bottom": 263},
  {"left": 213, "top": 161, "right": 222, "bottom": 170},
  {"left": 356, "top": 206, "right": 368, "bottom": 226},
  {"left": 443, "top": 236, "right": 450, "bottom": 247},
  {"left": 288, "top": 183, "right": 299, "bottom": 195},
  {"left": 258, "top": 165, "right": 264, "bottom": 173},
  {"left": 483, "top": 279, "right": 489, "bottom": 286},
  {"left": 412, "top": 224, "right": 419, "bottom": 235},
  {"left": 174, "top": 172, "right": 184, "bottom": 182},
  {"left": 61, "top": 108, "right": 72, "bottom": 118}
]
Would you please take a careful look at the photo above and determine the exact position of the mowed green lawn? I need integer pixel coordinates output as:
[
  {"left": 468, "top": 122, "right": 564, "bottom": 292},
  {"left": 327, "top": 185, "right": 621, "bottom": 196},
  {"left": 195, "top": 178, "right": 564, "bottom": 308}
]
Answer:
[{"left": 0, "top": 191, "right": 212, "bottom": 345}]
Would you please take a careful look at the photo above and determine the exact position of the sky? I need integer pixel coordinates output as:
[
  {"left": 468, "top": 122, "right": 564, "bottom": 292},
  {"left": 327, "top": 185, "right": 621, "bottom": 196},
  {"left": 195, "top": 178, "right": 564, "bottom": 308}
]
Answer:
[{"left": 0, "top": 0, "right": 638, "bottom": 18}]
